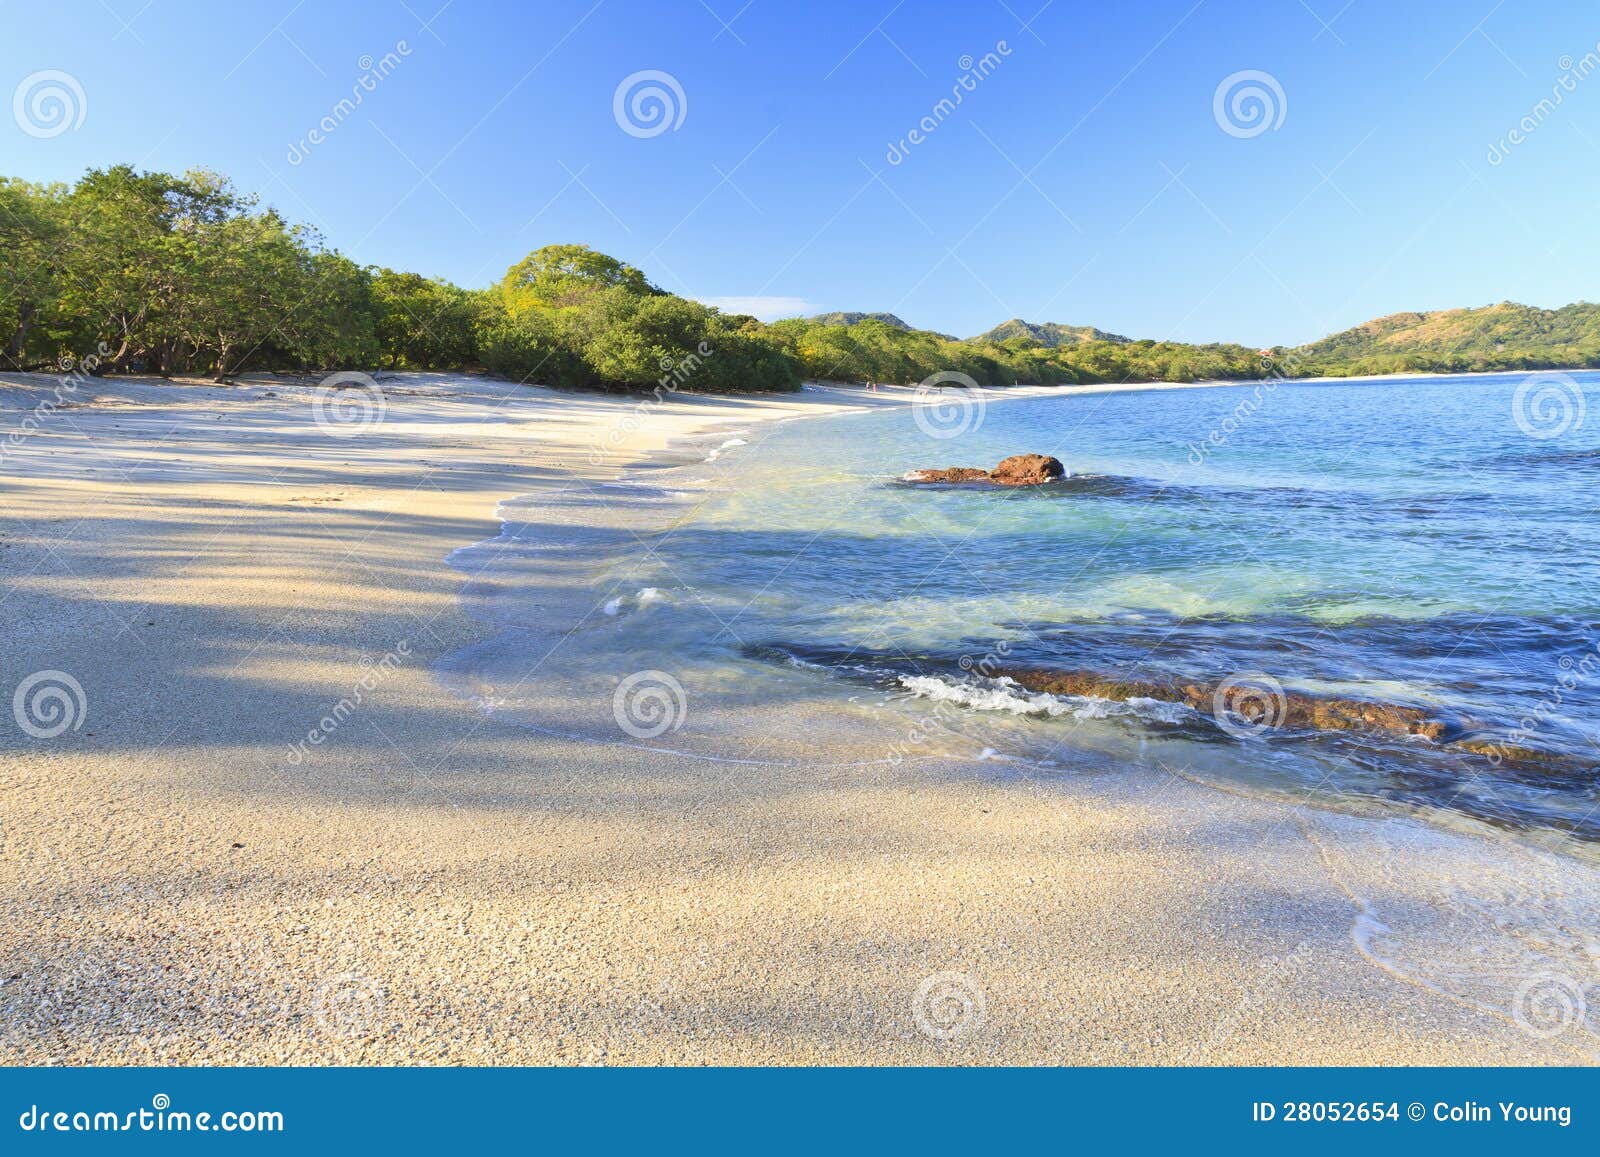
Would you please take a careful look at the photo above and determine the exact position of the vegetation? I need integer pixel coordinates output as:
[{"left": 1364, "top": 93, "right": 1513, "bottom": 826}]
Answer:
[
  {"left": 805, "top": 311, "right": 915, "bottom": 330},
  {"left": 974, "top": 318, "right": 1130, "bottom": 346},
  {"left": 1, "top": 167, "right": 383, "bottom": 377},
  {"left": 1279, "top": 302, "right": 1600, "bottom": 377},
  {"left": 0, "top": 167, "right": 795, "bottom": 392},
  {"left": 769, "top": 313, "right": 1263, "bottom": 386},
  {"left": 4, "top": 166, "right": 1597, "bottom": 394}
]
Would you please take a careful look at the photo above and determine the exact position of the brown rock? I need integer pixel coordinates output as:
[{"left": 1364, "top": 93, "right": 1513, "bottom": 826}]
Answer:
[
  {"left": 1453, "top": 739, "right": 1559, "bottom": 767},
  {"left": 1283, "top": 695, "right": 1448, "bottom": 739},
  {"left": 996, "top": 665, "right": 1454, "bottom": 742},
  {"left": 991, "top": 662, "right": 1583, "bottom": 771},
  {"left": 990, "top": 453, "right": 1066, "bottom": 486},
  {"left": 904, "top": 467, "right": 992, "bottom": 484},
  {"left": 905, "top": 453, "right": 1065, "bottom": 487},
  {"left": 1000, "top": 667, "right": 1173, "bottom": 702}
]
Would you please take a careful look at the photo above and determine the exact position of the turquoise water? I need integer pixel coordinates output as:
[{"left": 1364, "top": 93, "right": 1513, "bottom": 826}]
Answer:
[{"left": 601, "top": 372, "right": 1600, "bottom": 838}]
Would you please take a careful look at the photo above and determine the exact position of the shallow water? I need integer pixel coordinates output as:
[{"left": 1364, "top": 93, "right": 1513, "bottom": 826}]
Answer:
[{"left": 445, "top": 372, "right": 1600, "bottom": 843}]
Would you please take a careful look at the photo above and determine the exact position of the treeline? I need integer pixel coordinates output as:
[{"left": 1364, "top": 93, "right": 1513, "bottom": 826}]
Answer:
[
  {"left": 0, "top": 165, "right": 1272, "bottom": 394},
  {"left": 9, "top": 165, "right": 1587, "bottom": 395},
  {"left": 1, "top": 167, "right": 388, "bottom": 376},
  {"left": 764, "top": 315, "right": 1267, "bottom": 386},
  {"left": 1282, "top": 302, "right": 1600, "bottom": 378},
  {"left": 0, "top": 166, "right": 797, "bottom": 391}
]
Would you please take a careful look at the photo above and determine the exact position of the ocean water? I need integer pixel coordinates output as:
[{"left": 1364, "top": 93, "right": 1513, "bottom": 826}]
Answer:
[{"left": 448, "top": 372, "right": 1600, "bottom": 843}]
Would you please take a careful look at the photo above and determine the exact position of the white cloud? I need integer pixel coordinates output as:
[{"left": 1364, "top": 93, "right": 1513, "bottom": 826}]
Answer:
[{"left": 699, "top": 296, "right": 820, "bottom": 321}]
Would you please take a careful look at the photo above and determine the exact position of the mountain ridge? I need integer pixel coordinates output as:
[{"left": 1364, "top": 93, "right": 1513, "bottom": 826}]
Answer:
[
  {"left": 973, "top": 318, "right": 1131, "bottom": 346},
  {"left": 805, "top": 300, "right": 1600, "bottom": 378}
]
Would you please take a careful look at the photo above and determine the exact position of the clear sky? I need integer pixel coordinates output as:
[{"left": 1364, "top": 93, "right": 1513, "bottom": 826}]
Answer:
[{"left": 5, "top": 0, "right": 1598, "bottom": 345}]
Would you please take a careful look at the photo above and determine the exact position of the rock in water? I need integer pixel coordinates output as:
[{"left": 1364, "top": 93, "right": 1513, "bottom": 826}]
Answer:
[
  {"left": 990, "top": 454, "right": 1065, "bottom": 485},
  {"left": 905, "top": 453, "right": 1065, "bottom": 487},
  {"left": 996, "top": 666, "right": 1455, "bottom": 743},
  {"left": 904, "top": 466, "right": 992, "bottom": 484}
]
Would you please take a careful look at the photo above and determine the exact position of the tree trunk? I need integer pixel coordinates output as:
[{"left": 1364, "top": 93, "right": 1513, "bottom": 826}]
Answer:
[
  {"left": 4, "top": 302, "right": 36, "bottom": 367},
  {"left": 106, "top": 318, "right": 135, "bottom": 374}
]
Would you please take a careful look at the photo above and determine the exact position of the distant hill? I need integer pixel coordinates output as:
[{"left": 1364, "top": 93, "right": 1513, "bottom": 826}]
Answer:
[
  {"left": 1287, "top": 301, "right": 1600, "bottom": 374},
  {"left": 789, "top": 300, "right": 1600, "bottom": 384},
  {"left": 807, "top": 311, "right": 914, "bottom": 330},
  {"left": 975, "top": 318, "right": 1131, "bottom": 346}
]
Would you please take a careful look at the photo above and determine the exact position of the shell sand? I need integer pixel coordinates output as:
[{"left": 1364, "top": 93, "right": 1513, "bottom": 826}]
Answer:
[{"left": 2, "top": 371, "right": 1597, "bottom": 1064}]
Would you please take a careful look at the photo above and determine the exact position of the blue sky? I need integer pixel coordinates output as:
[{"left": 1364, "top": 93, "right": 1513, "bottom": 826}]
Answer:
[{"left": 4, "top": 0, "right": 1598, "bottom": 345}]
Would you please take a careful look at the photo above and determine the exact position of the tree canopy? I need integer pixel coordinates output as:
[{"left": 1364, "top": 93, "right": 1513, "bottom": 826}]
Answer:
[{"left": 4, "top": 165, "right": 1594, "bottom": 394}]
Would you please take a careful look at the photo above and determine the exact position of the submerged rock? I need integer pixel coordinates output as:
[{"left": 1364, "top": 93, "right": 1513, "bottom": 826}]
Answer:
[
  {"left": 906, "top": 453, "right": 1065, "bottom": 487},
  {"left": 1452, "top": 738, "right": 1567, "bottom": 769},
  {"left": 993, "top": 664, "right": 1591, "bottom": 772},
  {"left": 906, "top": 466, "right": 992, "bottom": 484},
  {"left": 995, "top": 666, "right": 1453, "bottom": 743}
]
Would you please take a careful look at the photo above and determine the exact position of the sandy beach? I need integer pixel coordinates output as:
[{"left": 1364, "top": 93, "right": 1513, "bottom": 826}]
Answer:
[{"left": 2, "top": 370, "right": 1597, "bottom": 1066}]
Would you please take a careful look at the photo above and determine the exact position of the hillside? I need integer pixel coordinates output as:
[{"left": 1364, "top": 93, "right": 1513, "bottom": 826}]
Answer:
[
  {"left": 806, "top": 311, "right": 915, "bottom": 330},
  {"left": 975, "top": 318, "right": 1131, "bottom": 346},
  {"left": 9, "top": 166, "right": 1598, "bottom": 391},
  {"left": 1286, "top": 301, "right": 1600, "bottom": 375}
]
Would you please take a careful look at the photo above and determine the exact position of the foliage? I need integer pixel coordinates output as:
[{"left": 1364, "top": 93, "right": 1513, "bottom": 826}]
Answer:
[
  {"left": 763, "top": 316, "right": 1263, "bottom": 387},
  {"left": 974, "top": 318, "right": 1130, "bottom": 346},
  {"left": 500, "top": 243, "right": 657, "bottom": 307},
  {"left": 5, "top": 165, "right": 1595, "bottom": 395},
  {"left": 1, "top": 166, "right": 384, "bottom": 377},
  {"left": 1282, "top": 302, "right": 1600, "bottom": 376},
  {"left": 371, "top": 269, "right": 478, "bottom": 369}
]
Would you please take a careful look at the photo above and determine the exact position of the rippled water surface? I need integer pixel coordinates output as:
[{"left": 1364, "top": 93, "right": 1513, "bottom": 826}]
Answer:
[
  {"left": 444, "top": 374, "right": 1600, "bottom": 840},
  {"left": 594, "top": 373, "right": 1600, "bottom": 839}
]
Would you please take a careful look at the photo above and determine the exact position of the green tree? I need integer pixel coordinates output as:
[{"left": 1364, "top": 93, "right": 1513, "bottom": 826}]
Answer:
[
  {"left": 372, "top": 269, "right": 479, "bottom": 369},
  {"left": 0, "top": 179, "right": 66, "bottom": 367},
  {"left": 500, "top": 243, "right": 657, "bottom": 307}
]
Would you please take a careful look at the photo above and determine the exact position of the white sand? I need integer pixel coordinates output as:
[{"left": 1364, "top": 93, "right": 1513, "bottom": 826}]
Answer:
[{"left": 1, "top": 370, "right": 1596, "bottom": 1065}]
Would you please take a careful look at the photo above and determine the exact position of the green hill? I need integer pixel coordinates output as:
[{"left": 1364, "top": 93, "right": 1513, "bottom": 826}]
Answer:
[
  {"left": 975, "top": 318, "right": 1131, "bottom": 346},
  {"left": 8, "top": 165, "right": 1598, "bottom": 392},
  {"left": 806, "top": 311, "right": 915, "bottom": 330},
  {"left": 1285, "top": 301, "right": 1600, "bottom": 375}
]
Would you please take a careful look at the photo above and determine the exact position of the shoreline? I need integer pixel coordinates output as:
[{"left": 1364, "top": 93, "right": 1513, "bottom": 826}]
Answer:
[
  {"left": 3, "top": 369, "right": 1598, "bottom": 1064},
  {"left": 482, "top": 372, "right": 1600, "bottom": 859},
  {"left": 434, "top": 373, "right": 1600, "bottom": 1062}
]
